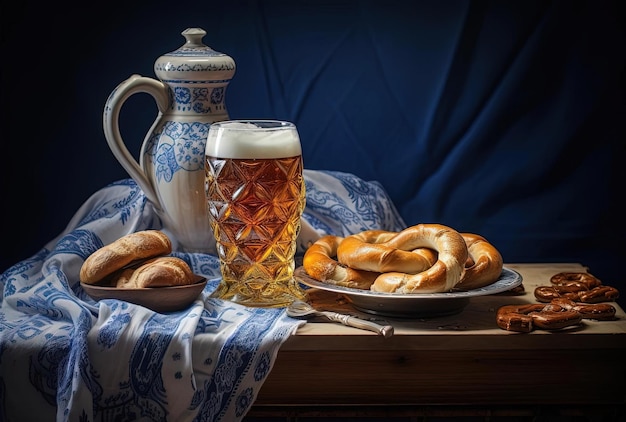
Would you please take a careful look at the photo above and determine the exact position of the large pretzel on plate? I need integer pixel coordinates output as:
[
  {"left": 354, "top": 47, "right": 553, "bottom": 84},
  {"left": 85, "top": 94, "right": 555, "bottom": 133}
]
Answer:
[
  {"left": 336, "top": 229, "right": 438, "bottom": 274},
  {"left": 456, "top": 233, "right": 504, "bottom": 290},
  {"left": 339, "top": 224, "right": 468, "bottom": 294},
  {"left": 302, "top": 235, "right": 379, "bottom": 289}
]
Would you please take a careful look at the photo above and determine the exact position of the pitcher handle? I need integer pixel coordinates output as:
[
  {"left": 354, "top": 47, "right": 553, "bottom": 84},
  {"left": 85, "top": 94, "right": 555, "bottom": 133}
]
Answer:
[{"left": 103, "top": 74, "right": 170, "bottom": 212}]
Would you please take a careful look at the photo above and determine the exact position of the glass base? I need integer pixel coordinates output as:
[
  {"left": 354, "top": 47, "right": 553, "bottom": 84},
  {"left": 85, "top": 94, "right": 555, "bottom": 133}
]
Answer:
[{"left": 210, "top": 277, "right": 307, "bottom": 308}]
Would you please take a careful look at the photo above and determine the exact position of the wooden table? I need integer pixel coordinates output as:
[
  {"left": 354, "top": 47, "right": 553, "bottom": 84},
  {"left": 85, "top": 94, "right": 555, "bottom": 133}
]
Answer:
[{"left": 248, "top": 263, "right": 626, "bottom": 419}]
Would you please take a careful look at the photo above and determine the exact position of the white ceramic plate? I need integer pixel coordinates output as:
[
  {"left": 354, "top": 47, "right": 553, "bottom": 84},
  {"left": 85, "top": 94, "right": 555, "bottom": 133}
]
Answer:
[
  {"left": 81, "top": 275, "right": 207, "bottom": 313},
  {"left": 294, "top": 266, "right": 523, "bottom": 318}
]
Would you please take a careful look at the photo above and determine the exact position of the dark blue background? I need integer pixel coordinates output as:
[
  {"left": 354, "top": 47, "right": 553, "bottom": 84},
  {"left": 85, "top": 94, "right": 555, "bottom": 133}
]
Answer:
[{"left": 2, "top": 1, "right": 624, "bottom": 303}]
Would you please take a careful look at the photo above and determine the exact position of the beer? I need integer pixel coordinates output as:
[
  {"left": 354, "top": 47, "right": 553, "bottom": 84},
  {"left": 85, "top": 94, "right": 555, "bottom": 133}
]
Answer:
[{"left": 205, "top": 121, "right": 307, "bottom": 307}]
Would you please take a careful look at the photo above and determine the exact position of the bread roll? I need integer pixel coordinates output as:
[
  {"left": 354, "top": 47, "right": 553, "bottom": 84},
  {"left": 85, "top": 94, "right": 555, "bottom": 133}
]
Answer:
[
  {"left": 115, "top": 257, "right": 195, "bottom": 288},
  {"left": 80, "top": 230, "right": 172, "bottom": 284}
]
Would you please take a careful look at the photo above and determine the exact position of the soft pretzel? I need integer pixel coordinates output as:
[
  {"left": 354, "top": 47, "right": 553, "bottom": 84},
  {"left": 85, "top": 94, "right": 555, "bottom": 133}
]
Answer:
[
  {"left": 337, "top": 229, "right": 437, "bottom": 274},
  {"left": 302, "top": 235, "right": 379, "bottom": 289},
  {"left": 369, "top": 224, "right": 468, "bottom": 294},
  {"left": 455, "top": 233, "right": 503, "bottom": 290},
  {"left": 80, "top": 230, "right": 172, "bottom": 284}
]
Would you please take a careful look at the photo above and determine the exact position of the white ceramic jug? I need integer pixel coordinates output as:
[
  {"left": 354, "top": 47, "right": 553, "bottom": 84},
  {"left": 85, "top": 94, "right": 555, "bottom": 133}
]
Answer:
[{"left": 103, "top": 28, "right": 235, "bottom": 252}]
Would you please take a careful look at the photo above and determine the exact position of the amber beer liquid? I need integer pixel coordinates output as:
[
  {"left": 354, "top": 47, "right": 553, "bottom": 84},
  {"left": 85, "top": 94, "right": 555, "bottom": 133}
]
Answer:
[{"left": 205, "top": 120, "right": 307, "bottom": 307}]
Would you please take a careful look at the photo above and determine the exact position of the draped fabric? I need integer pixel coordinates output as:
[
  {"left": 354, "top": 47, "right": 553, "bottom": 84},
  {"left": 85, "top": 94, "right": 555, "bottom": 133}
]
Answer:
[
  {"left": 3, "top": 1, "right": 624, "bottom": 296},
  {"left": 0, "top": 170, "right": 405, "bottom": 421},
  {"left": 215, "top": 0, "right": 625, "bottom": 294},
  {"left": 220, "top": 1, "right": 625, "bottom": 288},
  {"left": 0, "top": 2, "right": 624, "bottom": 419}
]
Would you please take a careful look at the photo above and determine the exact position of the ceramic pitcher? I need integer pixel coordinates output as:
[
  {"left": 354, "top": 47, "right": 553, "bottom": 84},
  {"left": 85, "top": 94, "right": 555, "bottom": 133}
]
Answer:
[{"left": 103, "top": 28, "right": 236, "bottom": 252}]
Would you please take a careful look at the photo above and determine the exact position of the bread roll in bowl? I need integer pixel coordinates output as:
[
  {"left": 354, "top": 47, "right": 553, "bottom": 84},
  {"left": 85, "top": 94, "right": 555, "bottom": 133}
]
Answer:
[
  {"left": 115, "top": 256, "right": 195, "bottom": 289},
  {"left": 80, "top": 230, "right": 172, "bottom": 284}
]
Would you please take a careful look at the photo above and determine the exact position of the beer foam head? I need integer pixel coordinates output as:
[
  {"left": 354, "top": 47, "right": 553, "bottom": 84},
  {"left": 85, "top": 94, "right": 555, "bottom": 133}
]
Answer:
[{"left": 206, "top": 120, "right": 302, "bottom": 159}]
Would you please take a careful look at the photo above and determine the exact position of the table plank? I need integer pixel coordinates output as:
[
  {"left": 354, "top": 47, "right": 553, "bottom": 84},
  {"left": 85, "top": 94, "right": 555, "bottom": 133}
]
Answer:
[{"left": 254, "top": 263, "right": 626, "bottom": 412}]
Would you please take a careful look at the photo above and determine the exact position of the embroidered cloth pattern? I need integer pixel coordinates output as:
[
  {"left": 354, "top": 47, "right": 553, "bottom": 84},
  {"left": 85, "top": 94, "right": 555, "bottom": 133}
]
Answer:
[{"left": 0, "top": 169, "right": 405, "bottom": 421}]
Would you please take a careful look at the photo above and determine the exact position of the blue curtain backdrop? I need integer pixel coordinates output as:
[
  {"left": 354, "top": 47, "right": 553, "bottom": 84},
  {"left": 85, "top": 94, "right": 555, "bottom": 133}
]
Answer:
[{"left": 2, "top": 0, "right": 624, "bottom": 300}]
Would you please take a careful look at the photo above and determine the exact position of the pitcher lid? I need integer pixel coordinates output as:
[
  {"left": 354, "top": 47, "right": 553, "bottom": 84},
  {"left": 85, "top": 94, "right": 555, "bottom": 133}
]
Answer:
[{"left": 154, "top": 28, "right": 236, "bottom": 83}]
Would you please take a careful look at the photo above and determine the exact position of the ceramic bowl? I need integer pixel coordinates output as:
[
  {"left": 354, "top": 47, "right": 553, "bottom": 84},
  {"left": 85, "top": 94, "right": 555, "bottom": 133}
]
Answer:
[{"left": 81, "top": 275, "right": 207, "bottom": 312}]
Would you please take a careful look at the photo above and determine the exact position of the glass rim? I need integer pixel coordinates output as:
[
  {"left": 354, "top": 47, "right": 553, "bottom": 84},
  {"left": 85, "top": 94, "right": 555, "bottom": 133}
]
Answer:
[{"left": 210, "top": 120, "right": 296, "bottom": 130}]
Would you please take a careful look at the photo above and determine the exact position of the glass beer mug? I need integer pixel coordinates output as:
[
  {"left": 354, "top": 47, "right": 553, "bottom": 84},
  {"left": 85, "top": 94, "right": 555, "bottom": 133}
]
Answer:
[{"left": 205, "top": 120, "right": 307, "bottom": 307}]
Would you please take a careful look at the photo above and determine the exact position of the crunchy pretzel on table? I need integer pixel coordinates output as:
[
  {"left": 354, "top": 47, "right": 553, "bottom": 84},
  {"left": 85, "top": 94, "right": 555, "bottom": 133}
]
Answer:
[
  {"left": 496, "top": 298, "right": 616, "bottom": 333},
  {"left": 534, "top": 272, "right": 620, "bottom": 303}
]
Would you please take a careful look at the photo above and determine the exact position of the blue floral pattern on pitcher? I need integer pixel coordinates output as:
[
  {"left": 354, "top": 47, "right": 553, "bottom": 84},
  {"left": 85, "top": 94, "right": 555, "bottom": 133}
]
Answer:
[{"left": 102, "top": 28, "right": 235, "bottom": 252}]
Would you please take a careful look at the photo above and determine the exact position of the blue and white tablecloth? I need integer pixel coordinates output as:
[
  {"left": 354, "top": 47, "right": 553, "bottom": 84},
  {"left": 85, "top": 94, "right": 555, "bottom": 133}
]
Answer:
[{"left": 0, "top": 169, "right": 405, "bottom": 422}]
